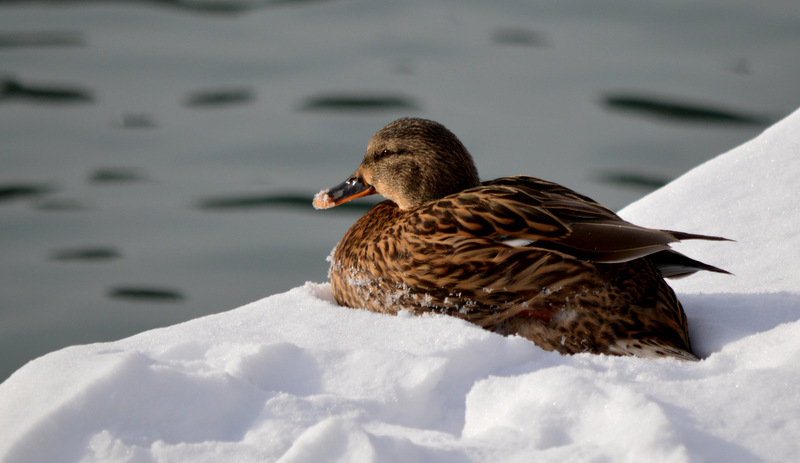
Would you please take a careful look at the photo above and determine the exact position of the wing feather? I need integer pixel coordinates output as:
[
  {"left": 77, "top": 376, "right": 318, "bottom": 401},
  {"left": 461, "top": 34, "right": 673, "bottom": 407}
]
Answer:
[{"left": 414, "top": 176, "right": 729, "bottom": 274}]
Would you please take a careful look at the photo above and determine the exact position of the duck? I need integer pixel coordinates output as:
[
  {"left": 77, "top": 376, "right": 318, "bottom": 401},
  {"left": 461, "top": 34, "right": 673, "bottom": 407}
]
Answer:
[{"left": 313, "top": 117, "right": 730, "bottom": 361}]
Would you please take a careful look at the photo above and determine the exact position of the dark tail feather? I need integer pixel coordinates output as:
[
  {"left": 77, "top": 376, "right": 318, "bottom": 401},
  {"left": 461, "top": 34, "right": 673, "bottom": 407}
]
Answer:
[
  {"left": 650, "top": 249, "right": 732, "bottom": 279},
  {"left": 666, "top": 230, "right": 734, "bottom": 243}
]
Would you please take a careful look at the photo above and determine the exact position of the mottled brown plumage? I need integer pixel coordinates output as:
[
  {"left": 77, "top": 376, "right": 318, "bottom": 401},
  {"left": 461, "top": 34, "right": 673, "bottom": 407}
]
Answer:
[{"left": 314, "top": 117, "right": 730, "bottom": 360}]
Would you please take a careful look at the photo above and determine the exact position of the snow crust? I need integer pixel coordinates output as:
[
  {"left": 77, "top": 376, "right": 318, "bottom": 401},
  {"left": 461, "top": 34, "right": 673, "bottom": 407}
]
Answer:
[
  {"left": 312, "top": 190, "right": 335, "bottom": 210},
  {"left": 2, "top": 108, "right": 800, "bottom": 462}
]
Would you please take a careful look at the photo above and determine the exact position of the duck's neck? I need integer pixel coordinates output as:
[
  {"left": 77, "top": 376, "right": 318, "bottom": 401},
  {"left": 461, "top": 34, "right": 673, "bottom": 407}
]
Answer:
[{"left": 408, "top": 166, "right": 480, "bottom": 209}]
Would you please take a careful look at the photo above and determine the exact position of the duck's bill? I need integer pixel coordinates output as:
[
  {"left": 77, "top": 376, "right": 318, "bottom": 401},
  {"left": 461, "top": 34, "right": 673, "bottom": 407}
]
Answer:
[{"left": 313, "top": 169, "right": 376, "bottom": 210}]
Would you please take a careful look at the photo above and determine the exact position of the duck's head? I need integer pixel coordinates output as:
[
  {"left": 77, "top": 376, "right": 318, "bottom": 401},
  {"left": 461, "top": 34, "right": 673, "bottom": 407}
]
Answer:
[{"left": 313, "top": 118, "right": 481, "bottom": 210}]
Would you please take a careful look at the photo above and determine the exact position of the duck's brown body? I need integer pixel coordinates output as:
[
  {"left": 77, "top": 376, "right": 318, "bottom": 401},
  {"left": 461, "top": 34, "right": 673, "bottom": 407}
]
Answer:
[{"left": 317, "top": 118, "right": 729, "bottom": 360}]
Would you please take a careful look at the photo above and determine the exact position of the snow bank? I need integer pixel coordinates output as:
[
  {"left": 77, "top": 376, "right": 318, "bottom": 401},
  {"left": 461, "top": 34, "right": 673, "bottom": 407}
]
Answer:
[{"left": 2, "top": 108, "right": 800, "bottom": 462}]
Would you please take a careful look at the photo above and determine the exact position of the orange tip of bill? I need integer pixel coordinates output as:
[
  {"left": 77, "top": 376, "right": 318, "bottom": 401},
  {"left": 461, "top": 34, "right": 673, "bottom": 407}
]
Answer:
[{"left": 313, "top": 189, "right": 335, "bottom": 210}]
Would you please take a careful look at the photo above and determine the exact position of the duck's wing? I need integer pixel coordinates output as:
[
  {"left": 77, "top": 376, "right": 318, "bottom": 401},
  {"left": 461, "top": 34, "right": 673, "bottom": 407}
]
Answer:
[{"left": 421, "top": 176, "right": 730, "bottom": 274}]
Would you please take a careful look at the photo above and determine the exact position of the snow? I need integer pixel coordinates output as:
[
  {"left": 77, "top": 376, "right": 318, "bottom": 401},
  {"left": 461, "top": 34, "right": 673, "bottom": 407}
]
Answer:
[
  {"left": 2, "top": 108, "right": 800, "bottom": 462},
  {"left": 313, "top": 190, "right": 335, "bottom": 210}
]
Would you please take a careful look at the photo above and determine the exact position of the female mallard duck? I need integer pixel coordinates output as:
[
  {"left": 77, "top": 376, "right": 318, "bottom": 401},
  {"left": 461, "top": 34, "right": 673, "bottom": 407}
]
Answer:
[{"left": 313, "top": 117, "right": 729, "bottom": 360}]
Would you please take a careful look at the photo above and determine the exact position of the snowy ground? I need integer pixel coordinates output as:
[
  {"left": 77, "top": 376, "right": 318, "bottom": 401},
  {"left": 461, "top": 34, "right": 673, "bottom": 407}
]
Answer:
[{"left": 1, "top": 108, "right": 799, "bottom": 462}]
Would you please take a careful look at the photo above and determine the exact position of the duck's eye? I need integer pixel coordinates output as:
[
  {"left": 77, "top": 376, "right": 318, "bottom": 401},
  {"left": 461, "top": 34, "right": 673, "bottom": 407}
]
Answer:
[{"left": 381, "top": 149, "right": 393, "bottom": 157}]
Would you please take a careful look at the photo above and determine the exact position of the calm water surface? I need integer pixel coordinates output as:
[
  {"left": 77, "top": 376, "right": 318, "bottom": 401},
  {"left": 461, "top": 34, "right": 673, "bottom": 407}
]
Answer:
[{"left": 2, "top": 0, "right": 799, "bottom": 380}]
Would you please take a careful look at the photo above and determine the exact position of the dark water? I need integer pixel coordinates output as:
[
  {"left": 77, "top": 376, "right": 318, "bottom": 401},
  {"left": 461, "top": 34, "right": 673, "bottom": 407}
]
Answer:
[{"left": 1, "top": 0, "right": 798, "bottom": 381}]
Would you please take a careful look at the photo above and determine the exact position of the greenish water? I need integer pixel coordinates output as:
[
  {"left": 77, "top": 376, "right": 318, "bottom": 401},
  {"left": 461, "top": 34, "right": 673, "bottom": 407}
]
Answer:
[{"left": 1, "top": 0, "right": 798, "bottom": 381}]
